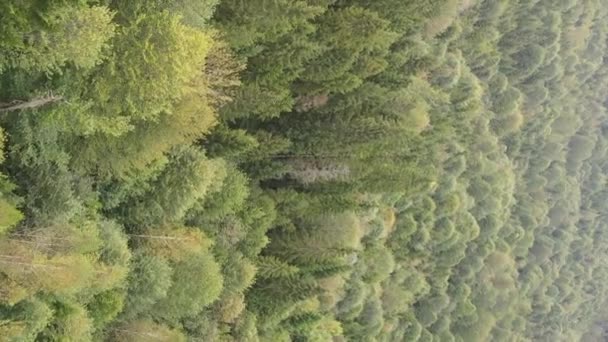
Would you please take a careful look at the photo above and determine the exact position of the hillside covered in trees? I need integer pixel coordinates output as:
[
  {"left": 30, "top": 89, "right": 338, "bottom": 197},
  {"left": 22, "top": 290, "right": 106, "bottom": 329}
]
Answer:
[{"left": 1, "top": 0, "right": 608, "bottom": 341}]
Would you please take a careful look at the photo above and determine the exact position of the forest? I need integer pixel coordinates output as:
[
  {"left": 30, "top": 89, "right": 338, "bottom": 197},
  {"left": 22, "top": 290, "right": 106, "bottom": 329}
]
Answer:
[{"left": 1, "top": 0, "right": 608, "bottom": 341}]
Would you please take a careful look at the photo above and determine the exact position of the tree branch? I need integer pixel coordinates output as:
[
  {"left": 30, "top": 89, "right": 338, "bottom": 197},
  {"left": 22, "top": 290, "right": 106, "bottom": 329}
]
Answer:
[{"left": 0, "top": 95, "right": 63, "bottom": 112}]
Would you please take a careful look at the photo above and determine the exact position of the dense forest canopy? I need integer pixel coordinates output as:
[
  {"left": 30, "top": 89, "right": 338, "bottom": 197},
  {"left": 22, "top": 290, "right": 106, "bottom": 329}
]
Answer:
[{"left": 1, "top": 0, "right": 608, "bottom": 341}]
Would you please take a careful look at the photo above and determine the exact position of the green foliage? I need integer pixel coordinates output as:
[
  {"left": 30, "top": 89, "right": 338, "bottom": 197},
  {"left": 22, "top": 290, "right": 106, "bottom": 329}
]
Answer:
[
  {"left": 221, "top": 252, "right": 257, "bottom": 293},
  {"left": 153, "top": 251, "right": 224, "bottom": 322},
  {"left": 122, "top": 253, "right": 173, "bottom": 319},
  {"left": 114, "top": 0, "right": 220, "bottom": 29},
  {"left": 87, "top": 289, "right": 125, "bottom": 328},
  {"left": 1, "top": 0, "right": 608, "bottom": 340},
  {"left": 37, "top": 300, "right": 93, "bottom": 341},
  {"left": 117, "top": 146, "right": 226, "bottom": 227},
  {"left": 299, "top": 6, "right": 397, "bottom": 93},
  {"left": 360, "top": 244, "right": 394, "bottom": 283},
  {"left": 256, "top": 256, "right": 299, "bottom": 280},
  {"left": 83, "top": 10, "right": 212, "bottom": 135},
  {"left": 112, "top": 320, "right": 186, "bottom": 342},
  {"left": 98, "top": 220, "right": 131, "bottom": 266},
  {"left": 300, "top": 258, "right": 352, "bottom": 278},
  {"left": 74, "top": 92, "right": 218, "bottom": 175},
  {"left": 188, "top": 164, "right": 250, "bottom": 223},
  {"left": 0, "top": 4, "right": 115, "bottom": 73},
  {"left": 0, "top": 137, "right": 24, "bottom": 231},
  {"left": 0, "top": 299, "right": 53, "bottom": 340},
  {"left": 0, "top": 198, "right": 22, "bottom": 235},
  {"left": 215, "top": 293, "right": 246, "bottom": 323}
]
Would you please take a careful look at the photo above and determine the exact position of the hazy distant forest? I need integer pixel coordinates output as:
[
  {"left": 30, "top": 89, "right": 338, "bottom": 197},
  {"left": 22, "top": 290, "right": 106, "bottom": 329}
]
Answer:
[{"left": 1, "top": 0, "right": 607, "bottom": 340}]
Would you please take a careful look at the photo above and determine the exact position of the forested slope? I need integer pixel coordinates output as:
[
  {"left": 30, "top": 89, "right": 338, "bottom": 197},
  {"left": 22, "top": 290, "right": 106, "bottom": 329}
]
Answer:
[{"left": 1, "top": 0, "right": 608, "bottom": 341}]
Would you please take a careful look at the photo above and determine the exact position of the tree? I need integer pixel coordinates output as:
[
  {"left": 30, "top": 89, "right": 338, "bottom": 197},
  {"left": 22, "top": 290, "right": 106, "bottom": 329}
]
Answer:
[
  {"left": 0, "top": 181, "right": 22, "bottom": 235},
  {"left": 221, "top": 252, "right": 257, "bottom": 293},
  {"left": 112, "top": 320, "right": 186, "bottom": 342},
  {"left": 121, "top": 253, "right": 172, "bottom": 320},
  {"left": 87, "top": 289, "right": 125, "bottom": 328},
  {"left": 1, "top": 0, "right": 608, "bottom": 339},
  {"left": 82, "top": 11, "right": 212, "bottom": 135},
  {"left": 0, "top": 236, "right": 100, "bottom": 297},
  {"left": 248, "top": 275, "right": 320, "bottom": 319},
  {"left": 0, "top": 299, "right": 53, "bottom": 340},
  {"left": 74, "top": 92, "right": 218, "bottom": 175},
  {"left": 153, "top": 251, "right": 224, "bottom": 322},
  {"left": 0, "top": 128, "right": 22, "bottom": 234},
  {"left": 266, "top": 230, "right": 358, "bottom": 266},
  {"left": 361, "top": 244, "right": 395, "bottom": 283},
  {"left": 7, "top": 222, "right": 101, "bottom": 256},
  {"left": 256, "top": 256, "right": 299, "bottom": 280},
  {"left": 37, "top": 300, "right": 93, "bottom": 341},
  {"left": 0, "top": 4, "right": 115, "bottom": 73},
  {"left": 133, "top": 226, "right": 212, "bottom": 262},
  {"left": 232, "top": 311, "right": 260, "bottom": 341},
  {"left": 299, "top": 6, "right": 397, "bottom": 94},
  {"left": 187, "top": 165, "right": 250, "bottom": 223},
  {"left": 117, "top": 146, "right": 226, "bottom": 227},
  {"left": 215, "top": 293, "right": 246, "bottom": 323},
  {"left": 98, "top": 221, "right": 131, "bottom": 266},
  {"left": 0, "top": 94, "right": 64, "bottom": 113},
  {"left": 113, "top": 0, "right": 220, "bottom": 29}
]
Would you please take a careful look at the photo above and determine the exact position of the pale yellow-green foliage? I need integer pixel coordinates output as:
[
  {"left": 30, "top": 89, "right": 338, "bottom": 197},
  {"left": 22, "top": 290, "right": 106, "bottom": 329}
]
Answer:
[
  {"left": 398, "top": 77, "right": 445, "bottom": 132},
  {"left": 112, "top": 320, "right": 186, "bottom": 342},
  {"left": 204, "top": 35, "right": 245, "bottom": 106},
  {"left": 90, "top": 264, "right": 130, "bottom": 293},
  {"left": 296, "top": 297, "right": 322, "bottom": 313},
  {"left": 137, "top": 226, "right": 212, "bottom": 262},
  {"left": 479, "top": 252, "right": 517, "bottom": 290},
  {"left": 45, "top": 6, "right": 116, "bottom": 69},
  {"left": 0, "top": 128, "right": 23, "bottom": 235},
  {"left": 318, "top": 275, "right": 347, "bottom": 310},
  {"left": 153, "top": 250, "right": 224, "bottom": 320},
  {"left": 44, "top": 18, "right": 223, "bottom": 175},
  {"left": 74, "top": 92, "right": 218, "bottom": 176},
  {"left": 0, "top": 275, "right": 29, "bottom": 304},
  {"left": 0, "top": 200, "right": 23, "bottom": 235},
  {"left": 6, "top": 5, "right": 115, "bottom": 73},
  {"left": 217, "top": 293, "right": 246, "bottom": 323},
  {"left": 0, "top": 221, "right": 127, "bottom": 297},
  {"left": 0, "top": 241, "right": 96, "bottom": 295},
  {"left": 85, "top": 11, "right": 213, "bottom": 135},
  {"left": 15, "top": 222, "right": 102, "bottom": 255},
  {"left": 311, "top": 212, "right": 364, "bottom": 250},
  {"left": 239, "top": 259, "right": 258, "bottom": 291},
  {"left": 0, "top": 321, "right": 26, "bottom": 340},
  {"left": 52, "top": 303, "right": 94, "bottom": 341},
  {"left": 362, "top": 245, "right": 395, "bottom": 283},
  {"left": 381, "top": 208, "right": 397, "bottom": 237},
  {"left": 223, "top": 255, "right": 257, "bottom": 293},
  {"left": 308, "top": 317, "right": 344, "bottom": 342},
  {"left": 407, "top": 99, "right": 432, "bottom": 133}
]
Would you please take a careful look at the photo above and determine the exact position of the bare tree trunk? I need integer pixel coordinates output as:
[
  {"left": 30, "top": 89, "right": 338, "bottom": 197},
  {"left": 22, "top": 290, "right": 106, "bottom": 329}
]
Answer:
[
  {"left": 128, "top": 234, "right": 193, "bottom": 241},
  {"left": 0, "top": 256, "right": 65, "bottom": 270},
  {"left": 0, "top": 95, "right": 63, "bottom": 112}
]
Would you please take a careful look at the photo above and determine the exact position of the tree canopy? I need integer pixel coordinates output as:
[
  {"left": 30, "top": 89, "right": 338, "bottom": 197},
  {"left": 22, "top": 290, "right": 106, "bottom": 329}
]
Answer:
[{"left": 1, "top": 0, "right": 608, "bottom": 340}]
